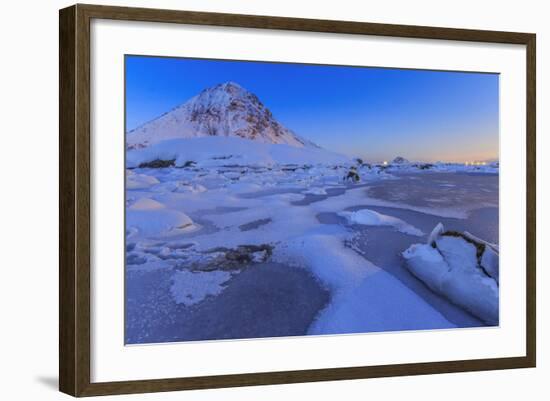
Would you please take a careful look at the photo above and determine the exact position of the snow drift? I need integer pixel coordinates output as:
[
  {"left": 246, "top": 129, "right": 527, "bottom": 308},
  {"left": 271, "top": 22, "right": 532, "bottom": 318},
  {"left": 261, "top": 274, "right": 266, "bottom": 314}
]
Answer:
[{"left": 127, "top": 197, "right": 198, "bottom": 237}]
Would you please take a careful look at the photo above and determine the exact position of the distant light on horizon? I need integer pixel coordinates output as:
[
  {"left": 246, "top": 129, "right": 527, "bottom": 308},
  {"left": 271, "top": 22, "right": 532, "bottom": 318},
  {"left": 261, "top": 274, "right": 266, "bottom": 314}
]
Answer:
[{"left": 465, "top": 161, "right": 488, "bottom": 166}]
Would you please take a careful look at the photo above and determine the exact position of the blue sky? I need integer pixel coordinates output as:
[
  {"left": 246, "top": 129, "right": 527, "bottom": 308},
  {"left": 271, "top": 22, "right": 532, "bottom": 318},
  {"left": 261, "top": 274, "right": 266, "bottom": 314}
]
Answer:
[{"left": 126, "top": 55, "right": 499, "bottom": 163}]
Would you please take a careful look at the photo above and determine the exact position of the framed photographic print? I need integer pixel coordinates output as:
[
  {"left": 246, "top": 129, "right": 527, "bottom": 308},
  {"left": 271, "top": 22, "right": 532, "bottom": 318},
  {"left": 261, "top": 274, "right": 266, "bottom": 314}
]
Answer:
[{"left": 59, "top": 4, "right": 536, "bottom": 397}]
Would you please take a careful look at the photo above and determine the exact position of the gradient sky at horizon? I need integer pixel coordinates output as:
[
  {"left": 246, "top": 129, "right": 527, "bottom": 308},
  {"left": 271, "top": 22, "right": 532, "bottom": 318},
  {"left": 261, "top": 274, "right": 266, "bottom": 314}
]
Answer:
[{"left": 126, "top": 55, "right": 499, "bottom": 163}]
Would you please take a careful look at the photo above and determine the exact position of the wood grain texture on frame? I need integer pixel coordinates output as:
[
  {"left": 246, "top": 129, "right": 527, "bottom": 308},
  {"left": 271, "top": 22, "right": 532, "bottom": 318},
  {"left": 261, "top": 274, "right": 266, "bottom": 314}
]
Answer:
[{"left": 59, "top": 3, "right": 536, "bottom": 397}]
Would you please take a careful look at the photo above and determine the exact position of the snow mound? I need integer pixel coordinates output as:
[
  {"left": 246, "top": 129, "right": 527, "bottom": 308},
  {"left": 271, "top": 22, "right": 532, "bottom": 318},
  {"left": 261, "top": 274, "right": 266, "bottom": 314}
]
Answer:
[
  {"left": 126, "top": 137, "right": 350, "bottom": 168},
  {"left": 338, "top": 209, "right": 424, "bottom": 236},
  {"left": 402, "top": 223, "right": 499, "bottom": 325},
  {"left": 129, "top": 197, "right": 164, "bottom": 210},
  {"left": 126, "top": 170, "right": 160, "bottom": 189},
  {"left": 127, "top": 198, "right": 197, "bottom": 237},
  {"left": 170, "top": 270, "right": 233, "bottom": 306}
]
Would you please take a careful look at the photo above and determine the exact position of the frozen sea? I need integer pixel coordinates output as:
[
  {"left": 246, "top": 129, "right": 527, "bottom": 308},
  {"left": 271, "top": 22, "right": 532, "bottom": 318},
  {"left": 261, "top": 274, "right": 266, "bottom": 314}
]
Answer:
[{"left": 125, "top": 167, "right": 498, "bottom": 344}]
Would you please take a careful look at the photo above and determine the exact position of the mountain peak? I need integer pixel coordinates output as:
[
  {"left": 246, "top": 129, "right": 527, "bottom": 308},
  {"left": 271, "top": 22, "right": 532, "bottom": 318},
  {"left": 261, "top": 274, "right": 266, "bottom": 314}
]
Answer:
[
  {"left": 219, "top": 81, "right": 243, "bottom": 90},
  {"left": 127, "top": 82, "right": 316, "bottom": 149},
  {"left": 191, "top": 81, "right": 257, "bottom": 111},
  {"left": 202, "top": 81, "right": 246, "bottom": 96}
]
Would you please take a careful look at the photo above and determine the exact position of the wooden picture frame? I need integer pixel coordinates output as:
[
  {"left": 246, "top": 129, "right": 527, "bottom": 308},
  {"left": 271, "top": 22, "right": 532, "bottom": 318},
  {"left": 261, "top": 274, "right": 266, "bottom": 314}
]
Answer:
[{"left": 59, "top": 3, "right": 536, "bottom": 397}]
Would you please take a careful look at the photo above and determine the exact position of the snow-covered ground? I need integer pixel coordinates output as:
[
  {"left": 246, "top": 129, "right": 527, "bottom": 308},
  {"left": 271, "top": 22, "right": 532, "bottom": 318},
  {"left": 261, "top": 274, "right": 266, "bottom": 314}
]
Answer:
[
  {"left": 125, "top": 154, "right": 499, "bottom": 344},
  {"left": 126, "top": 136, "right": 349, "bottom": 168}
]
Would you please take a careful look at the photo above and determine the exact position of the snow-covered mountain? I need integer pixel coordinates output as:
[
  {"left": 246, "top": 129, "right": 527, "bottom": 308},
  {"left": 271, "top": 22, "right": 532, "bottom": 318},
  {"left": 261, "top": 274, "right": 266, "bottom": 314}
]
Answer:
[{"left": 127, "top": 82, "right": 316, "bottom": 149}]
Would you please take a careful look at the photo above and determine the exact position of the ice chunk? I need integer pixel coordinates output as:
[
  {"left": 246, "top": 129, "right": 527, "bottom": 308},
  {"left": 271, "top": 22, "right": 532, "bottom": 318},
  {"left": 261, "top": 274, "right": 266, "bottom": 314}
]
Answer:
[
  {"left": 403, "top": 229, "right": 499, "bottom": 325},
  {"left": 402, "top": 243, "right": 449, "bottom": 291},
  {"left": 436, "top": 236, "right": 478, "bottom": 272},
  {"left": 441, "top": 268, "right": 498, "bottom": 325},
  {"left": 481, "top": 246, "right": 499, "bottom": 283},
  {"left": 427, "top": 222, "right": 445, "bottom": 246},
  {"left": 464, "top": 231, "right": 499, "bottom": 253},
  {"left": 338, "top": 209, "right": 423, "bottom": 236}
]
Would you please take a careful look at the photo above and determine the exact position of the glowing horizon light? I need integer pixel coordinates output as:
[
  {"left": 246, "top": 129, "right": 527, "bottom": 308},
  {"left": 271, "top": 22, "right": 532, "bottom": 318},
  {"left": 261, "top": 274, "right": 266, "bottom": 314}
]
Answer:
[{"left": 383, "top": 161, "right": 388, "bottom": 166}]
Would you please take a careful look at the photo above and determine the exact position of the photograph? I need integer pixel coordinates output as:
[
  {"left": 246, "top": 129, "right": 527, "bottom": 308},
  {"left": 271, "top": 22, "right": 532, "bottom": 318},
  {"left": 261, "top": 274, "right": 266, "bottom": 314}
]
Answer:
[{"left": 124, "top": 55, "right": 500, "bottom": 345}]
